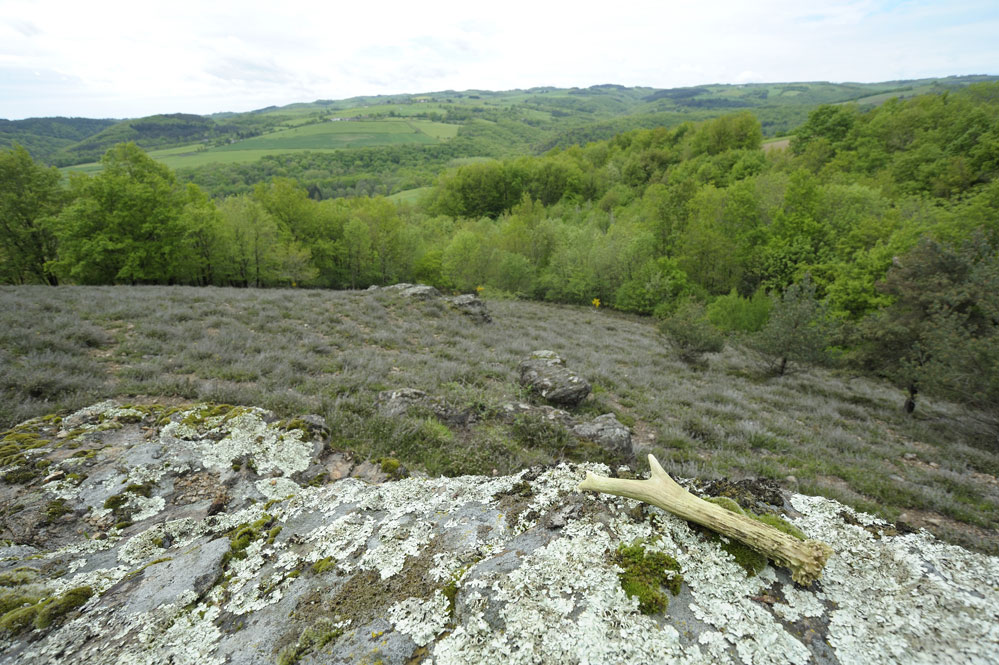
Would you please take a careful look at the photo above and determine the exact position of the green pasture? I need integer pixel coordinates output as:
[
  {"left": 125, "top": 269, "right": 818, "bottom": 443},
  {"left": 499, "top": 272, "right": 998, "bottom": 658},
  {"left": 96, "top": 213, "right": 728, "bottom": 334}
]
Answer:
[{"left": 61, "top": 120, "right": 460, "bottom": 173}]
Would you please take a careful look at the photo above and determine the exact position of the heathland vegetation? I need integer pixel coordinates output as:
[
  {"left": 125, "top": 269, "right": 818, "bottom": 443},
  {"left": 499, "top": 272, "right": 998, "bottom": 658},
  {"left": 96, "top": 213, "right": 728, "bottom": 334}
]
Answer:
[{"left": 2, "top": 79, "right": 998, "bottom": 550}]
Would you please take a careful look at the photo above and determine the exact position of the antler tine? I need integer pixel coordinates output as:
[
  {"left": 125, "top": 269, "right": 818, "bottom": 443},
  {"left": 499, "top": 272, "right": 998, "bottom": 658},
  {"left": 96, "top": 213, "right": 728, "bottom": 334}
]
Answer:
[{"left": 580, "top": 454, "right": 832, "bottom": 585}]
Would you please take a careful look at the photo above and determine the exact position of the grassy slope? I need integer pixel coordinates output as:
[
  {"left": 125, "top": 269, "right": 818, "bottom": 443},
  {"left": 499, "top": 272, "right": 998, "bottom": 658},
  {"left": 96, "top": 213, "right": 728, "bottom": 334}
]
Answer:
[{"left": 2, "top": 285, "right": 996, "bottom": 553}]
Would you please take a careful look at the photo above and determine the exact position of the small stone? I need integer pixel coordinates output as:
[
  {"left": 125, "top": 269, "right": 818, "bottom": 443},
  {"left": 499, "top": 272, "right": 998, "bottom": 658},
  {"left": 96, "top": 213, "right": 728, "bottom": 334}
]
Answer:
[
  {"left": 903, "top": 453, "right": 917, "bottom": 461},
  {"left": 889, "top": 474, "right": 905, "bottom": 483},
  {"left": 784, "top": 475, "right": 798, "bottom": 485}
]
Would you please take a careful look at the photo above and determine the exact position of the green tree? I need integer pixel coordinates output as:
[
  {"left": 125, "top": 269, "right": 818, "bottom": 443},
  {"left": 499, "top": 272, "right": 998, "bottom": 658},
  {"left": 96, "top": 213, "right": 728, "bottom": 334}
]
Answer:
[
  {"left": 658, "top": 301, "right": 725, "bottom": 367},
  {"left": 0, "top": 145, "right": 64, "bottom": 284},
  {"left": 50, "top": 143, "right": 189, "bottom": 284},
  {"left": 750, "top": 276, "right": 834, "bottom": 376},
  {"left": 858, "top": 234, "right": 999, "bottom": 415}
]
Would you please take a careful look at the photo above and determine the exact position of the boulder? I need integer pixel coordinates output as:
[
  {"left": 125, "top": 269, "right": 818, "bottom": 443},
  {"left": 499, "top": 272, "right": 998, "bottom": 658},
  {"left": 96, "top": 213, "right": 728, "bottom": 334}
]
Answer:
[
  {"left": 571, "top": 413, "right": 633, "bottom": 457},
  {"left": 518, "top": 350, "right": 591, "bottom": 407},
  {"left": 400, "top": 284, "right": 441, "bottom": 300},
  {"left": 1, "top": 401, "right": 997, "bottom": 665},
  {"left": 444, "top": 293, "right": 492, "bottom": 323}
]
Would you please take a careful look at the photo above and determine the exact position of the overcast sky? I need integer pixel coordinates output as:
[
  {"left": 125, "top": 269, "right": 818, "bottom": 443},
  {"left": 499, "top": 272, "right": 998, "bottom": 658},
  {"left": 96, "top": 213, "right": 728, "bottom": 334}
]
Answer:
[{"left": 2, "top": 0, "right": 997, "bottom": 120}]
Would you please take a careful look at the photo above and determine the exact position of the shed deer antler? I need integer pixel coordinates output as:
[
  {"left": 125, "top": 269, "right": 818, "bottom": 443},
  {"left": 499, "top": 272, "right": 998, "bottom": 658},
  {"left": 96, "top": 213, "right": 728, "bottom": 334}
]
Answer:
[{"left": 579, "top": 454, "right": 832, "bottom": 585}]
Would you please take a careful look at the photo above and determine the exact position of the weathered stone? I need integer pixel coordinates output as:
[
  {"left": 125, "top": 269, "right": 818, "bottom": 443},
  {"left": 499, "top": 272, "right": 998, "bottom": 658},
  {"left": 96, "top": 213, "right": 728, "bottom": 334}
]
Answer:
[
  {"left": 1, "top": 401, "right": 997, "bottom": 665},
  {"left": 572, "top": 413, "right": 633, "bottom": 457},
  {"left": 377, "top": 388, "right": 430, "bottom": 417},
  {"left": 377, "top": 388, "right": 478, "bottom": 426},
  {"left": 400, "top": 284, "right": 441, "bottom": 300},
  {"left": 499, "top": 402, "right": 574, "bottom": 427},
  {"left": 518, "top": 350, "right": 591, "bottom": 407},
  {"left": 445, "top": 293, "right": 492, "bottom": 323}
]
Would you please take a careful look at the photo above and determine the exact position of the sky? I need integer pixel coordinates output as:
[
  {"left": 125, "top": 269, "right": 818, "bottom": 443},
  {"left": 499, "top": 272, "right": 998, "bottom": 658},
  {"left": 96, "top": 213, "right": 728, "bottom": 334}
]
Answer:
[{"left": 1, "top": 0, "right": 997, "bottom": 120}]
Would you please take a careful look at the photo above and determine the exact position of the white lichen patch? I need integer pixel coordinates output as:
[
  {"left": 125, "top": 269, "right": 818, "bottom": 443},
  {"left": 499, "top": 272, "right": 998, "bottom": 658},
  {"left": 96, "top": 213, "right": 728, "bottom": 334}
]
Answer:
[
  {"left": 359, "top": 515, "right": 436, "bottom": 580},
  {"left": 388, "top": 592, "right": 451, "bottom": 647},
  {"left": 302, "top": 513, "right": 377, "bottom": 572},
  {"left": 255, "top": 476, "right": 301, "bottom": 501},
  {"left": 435, "top": 517, "right": 695, "bottom": 665},
  {"left": 656, "top": 508, "right": 814, "bottom": 665},
  {"left": 131, "top": 495, "right": 166, "bottom": 522},
  {"left": 161, "top": 407, "right": 313, "bottom": 477},
  {"left": 791, "top": 494, "right": 999, "bottom": 665}
]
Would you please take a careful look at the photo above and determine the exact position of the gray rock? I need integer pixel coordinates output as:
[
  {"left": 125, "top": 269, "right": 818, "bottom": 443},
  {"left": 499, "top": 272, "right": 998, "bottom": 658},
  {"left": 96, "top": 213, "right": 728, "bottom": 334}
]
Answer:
[
  {"left": 377, "top": 388, "right": 430, "bottom": 417},
  {"left": 400, "top": 285, "right": 441, "bottom": 300},
  {"left": 518, "top": 350, "right": 591, "bottom": 407},
  {"left": 2, "top": 401, "right": 998, "bottom": 665},
  {"left": 445, "top": 293, "right": 492, "bottom": 323},
  {"left": 377, "top": 388, "right": 478, "bottom": 426},
  {"left": 571, "top": 413, "right": 633, "bottom": 457}
]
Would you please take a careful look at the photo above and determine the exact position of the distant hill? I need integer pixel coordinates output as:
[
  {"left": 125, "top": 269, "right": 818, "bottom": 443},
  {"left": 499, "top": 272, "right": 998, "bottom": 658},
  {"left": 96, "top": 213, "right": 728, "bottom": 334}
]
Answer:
[
  {"left": 7, "top": 74, "right": 995, "bottom": 173},
  {"left": 0, "top": 116, "right": 117, "bottom": 163}
]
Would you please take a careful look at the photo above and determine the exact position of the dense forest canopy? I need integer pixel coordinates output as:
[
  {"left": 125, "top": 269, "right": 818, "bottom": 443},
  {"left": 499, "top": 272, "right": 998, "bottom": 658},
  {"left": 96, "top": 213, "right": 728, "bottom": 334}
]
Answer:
[{"left": 2, "top": 82, "right": 998, "bottom": 424}]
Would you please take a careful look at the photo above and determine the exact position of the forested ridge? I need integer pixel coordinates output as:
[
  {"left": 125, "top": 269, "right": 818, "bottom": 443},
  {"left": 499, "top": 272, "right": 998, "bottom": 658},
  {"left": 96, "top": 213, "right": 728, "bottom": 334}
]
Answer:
[{"left": 2, "top": 83, "right": 999, "bottom": 423}]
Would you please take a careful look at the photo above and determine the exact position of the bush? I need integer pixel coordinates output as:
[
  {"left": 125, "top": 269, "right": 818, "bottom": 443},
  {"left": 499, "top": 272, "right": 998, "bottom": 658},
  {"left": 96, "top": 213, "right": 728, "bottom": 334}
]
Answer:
[{"left": 658, "top": 301, "right": 725, "bottom": 366}]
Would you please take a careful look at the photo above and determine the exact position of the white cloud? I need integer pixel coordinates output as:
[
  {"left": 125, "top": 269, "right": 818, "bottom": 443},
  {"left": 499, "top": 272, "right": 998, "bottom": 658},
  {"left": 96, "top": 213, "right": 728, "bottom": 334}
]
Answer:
[{"left": 1, "top": 0, "right": 997, "bottom": 118}]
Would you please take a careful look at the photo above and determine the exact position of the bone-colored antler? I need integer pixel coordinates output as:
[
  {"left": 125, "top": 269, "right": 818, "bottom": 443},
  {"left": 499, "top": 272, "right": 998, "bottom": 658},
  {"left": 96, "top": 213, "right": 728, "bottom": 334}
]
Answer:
[{"left": 579, "top": 454, "right": 832, "bottom": 585}]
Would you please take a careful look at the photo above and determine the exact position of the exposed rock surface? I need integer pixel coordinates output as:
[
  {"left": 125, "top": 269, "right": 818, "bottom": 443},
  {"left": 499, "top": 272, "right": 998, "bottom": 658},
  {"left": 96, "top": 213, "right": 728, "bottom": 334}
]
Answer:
[
  {"left": 1, "top": 401, "right": 997, "bottom": 665},
  {"left": 376, "top": 388, "right": 478, "bottom": 426},
  {"left": 444, "top": 293, "right": 492, "bottom": 323},
  {"left": 571, "top": 413, "right": 633, "bottom": 457},
  {"left": 518, "top": 350, "right": 592, "bottom": 407}
]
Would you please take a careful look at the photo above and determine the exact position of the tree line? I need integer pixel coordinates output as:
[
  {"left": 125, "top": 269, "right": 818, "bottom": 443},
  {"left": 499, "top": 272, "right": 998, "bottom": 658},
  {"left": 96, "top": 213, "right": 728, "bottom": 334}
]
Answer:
[{"left": 2, "top": 85, "right": 998, "bottom": 423}]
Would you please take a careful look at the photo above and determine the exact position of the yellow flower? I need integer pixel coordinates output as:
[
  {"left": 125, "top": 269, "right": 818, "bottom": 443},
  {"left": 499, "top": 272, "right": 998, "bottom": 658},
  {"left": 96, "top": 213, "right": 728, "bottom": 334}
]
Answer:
[
  {"left": 476, "top": 285, "right": 484, "bottom": 293},
  {"left": 592, "top": 298, "right": 601, "bottom": 308}
]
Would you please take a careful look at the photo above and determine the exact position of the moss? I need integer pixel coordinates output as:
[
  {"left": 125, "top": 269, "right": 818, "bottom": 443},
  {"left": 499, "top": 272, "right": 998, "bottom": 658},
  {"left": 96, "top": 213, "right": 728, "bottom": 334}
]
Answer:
[
  {"left": 123, "top": 482, "right": 153, "bottom": 498},
  {"left": 0, "top": 586, "right": 93, "bottom": 635},
  {"left": 223, "top": 514, "right": 274, "bottom": 567},
  {"left": 311, "top": 557, "right": 336, "bottom": 575},
  {"left": 277, "top": 620, "right": 344, "bottom": 665},
  {"left": 0, "top": 568, "right": 39, "bottom": 587},
  {"left": 44, "top": 499, "right": 72, "bottom": 523},
  {"left": 0, "top": 591, "right": 40, "bottom": 615},
  {"left": 705, "top": 496, "right": 745, "bottom": 515},
  {"left": 103, "top": 494, "right": 128, "bottom": 511},
  {"left": 32, "top": 586, "right": 93, "bottom": 629},
  {"left": 613, "top": 542, "right": 683, "bottom": 615},
  {"left": 0, "top": 602, "right": 40, "bottom": 635},
  {"left": 1, "top": 467, "right": 40, "bottom": 485},
  {"left": 267, "top": 526, "right": 283, "bottom": 545},
  {"left": 754, "top": 512, "right": 807, "bottom": 541}
]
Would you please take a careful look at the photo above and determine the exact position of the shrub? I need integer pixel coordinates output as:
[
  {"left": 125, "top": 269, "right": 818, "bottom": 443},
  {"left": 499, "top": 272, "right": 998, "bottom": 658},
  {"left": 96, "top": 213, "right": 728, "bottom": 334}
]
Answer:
[{"left": 658, "top": 301, "right": 725, "bottom": 365}]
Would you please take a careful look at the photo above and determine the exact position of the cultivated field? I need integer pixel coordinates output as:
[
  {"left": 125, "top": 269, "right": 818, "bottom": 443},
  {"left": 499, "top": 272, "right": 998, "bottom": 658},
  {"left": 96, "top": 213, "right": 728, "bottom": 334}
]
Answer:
[
  {"left": 2, "top": 285, "right": 997, "bottom": 553},
  {"left": 62, "top": 119, "right": 460, "bottom": 173}
]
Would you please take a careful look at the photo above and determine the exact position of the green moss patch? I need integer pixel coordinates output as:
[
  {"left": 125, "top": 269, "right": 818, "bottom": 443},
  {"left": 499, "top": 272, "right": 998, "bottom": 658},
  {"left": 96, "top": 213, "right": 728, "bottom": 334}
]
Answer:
[
  {"left": 613, "top": 542, "right": 683, "bottom": 615},
  {"left": 0, "top": 586, "right": 93, "bottom": 635}
]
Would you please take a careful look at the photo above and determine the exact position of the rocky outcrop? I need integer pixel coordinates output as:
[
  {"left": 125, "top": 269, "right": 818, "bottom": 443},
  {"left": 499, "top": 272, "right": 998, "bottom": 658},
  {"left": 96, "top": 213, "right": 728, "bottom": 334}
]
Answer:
[
  {"left": 1, "top": 401, "right": 997, "bottom": 665},
  {"left": 518, "top": 350, "right": 592, "bottom": 407},
  {"left": 571, "top": 413, "right": 633, "bottom": 457},
  {"left": 444, "top": 293, "right": 492, "bottom": 323}
]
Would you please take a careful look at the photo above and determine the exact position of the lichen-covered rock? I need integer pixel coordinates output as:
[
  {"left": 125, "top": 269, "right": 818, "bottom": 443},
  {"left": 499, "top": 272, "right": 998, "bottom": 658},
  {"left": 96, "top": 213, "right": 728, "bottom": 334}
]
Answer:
[
  {"left": 571, "top": 413, "right": 633, "bottom": 457},
  {"left": 1, "top": 402, "right": 997, "bottom": 665},
  {"left": 444, "top": 293, "right": 492, "bottom": 323},
  {"left": 376, "top": 388, "right": 479, "bottom": 426},
  {"left": 518, "top": 350, "right": 592, "bottom": 407},
  {"left": 400, "top": 284, "right": 442, "bottom": 300}
]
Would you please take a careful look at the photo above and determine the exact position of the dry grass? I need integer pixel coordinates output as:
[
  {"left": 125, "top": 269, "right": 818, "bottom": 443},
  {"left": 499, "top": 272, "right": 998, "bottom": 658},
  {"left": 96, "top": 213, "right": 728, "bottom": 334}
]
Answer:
[{"left": 2, "top": 285, "right": 997, "bottom": 552}]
